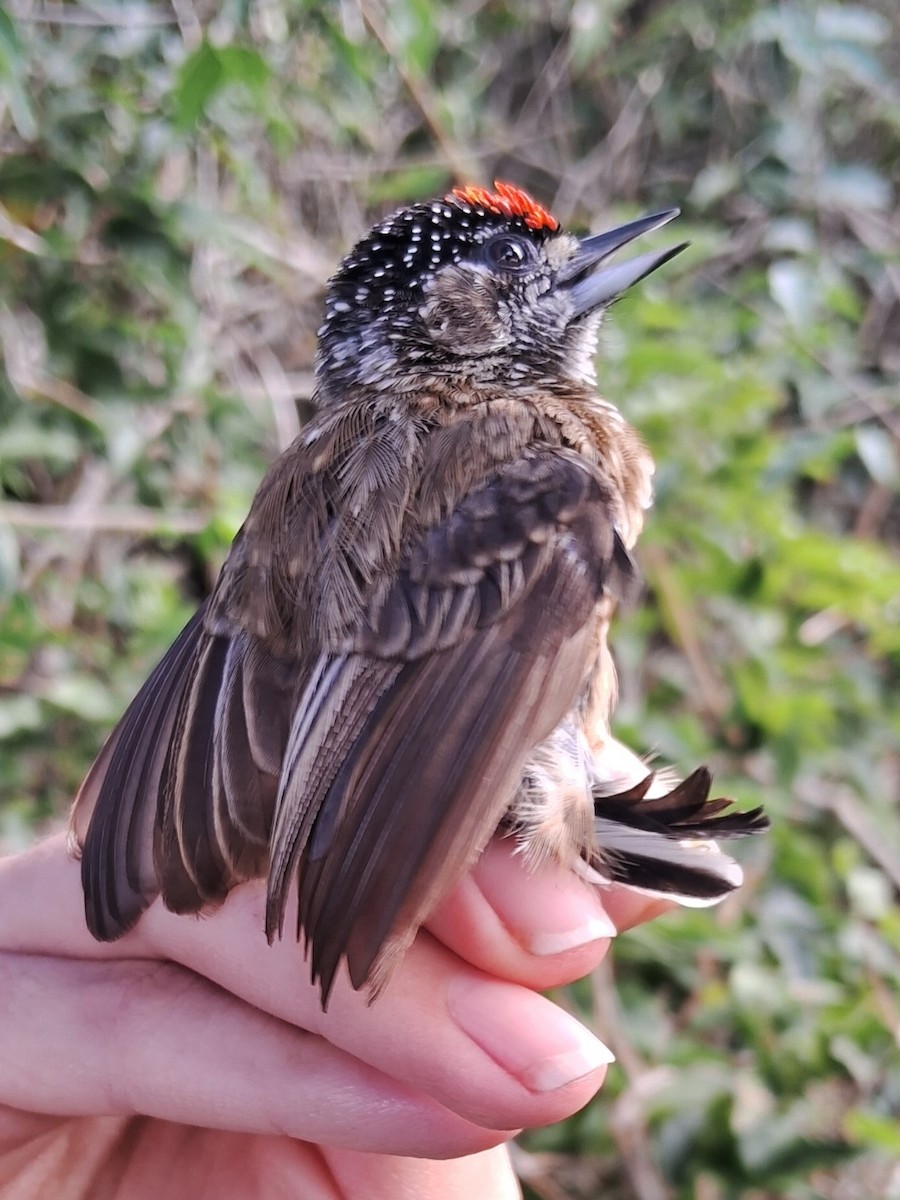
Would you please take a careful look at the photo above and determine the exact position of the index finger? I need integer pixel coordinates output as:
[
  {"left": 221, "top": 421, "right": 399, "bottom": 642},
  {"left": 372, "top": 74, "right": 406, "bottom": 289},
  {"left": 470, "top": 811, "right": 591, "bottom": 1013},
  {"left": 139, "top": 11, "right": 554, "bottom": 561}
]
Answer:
[{"left": 0, "top": 835, "right": 613, "bottom": 1135}]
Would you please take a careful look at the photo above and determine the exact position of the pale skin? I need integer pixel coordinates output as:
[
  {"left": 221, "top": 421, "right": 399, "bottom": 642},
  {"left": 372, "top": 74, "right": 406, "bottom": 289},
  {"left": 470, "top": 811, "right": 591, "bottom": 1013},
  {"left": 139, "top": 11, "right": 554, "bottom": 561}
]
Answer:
[{"left": 0, "top": 833, "right": 669, "bottom": 1200}]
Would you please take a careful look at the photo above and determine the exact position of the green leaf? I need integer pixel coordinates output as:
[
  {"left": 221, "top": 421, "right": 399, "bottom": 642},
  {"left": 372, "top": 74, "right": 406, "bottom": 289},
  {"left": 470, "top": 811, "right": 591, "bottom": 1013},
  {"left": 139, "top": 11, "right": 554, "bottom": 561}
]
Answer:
[
  {"left": 0, "top": 422, "right": 82, "bottom": 466},
  {"left": 845, "top": 1108, "right": 900, "bottom": 1153},
  {"left": 173, "top": 41, "right": 224, "bottom": 130},
  {"left": 215, "top": 46, "right": 271, "bottom": 92},
  {"left": 0, "top": 693, "right": 42, "bottom": 738},
  {"left": 41, "top": 674, "right": 119, "bottom": 722},
  {"left": 0, "top": 5, "right": 36, "bottom": 139},
  {"left": 367, "top": 166, "right": 451, "bottom": 204}
]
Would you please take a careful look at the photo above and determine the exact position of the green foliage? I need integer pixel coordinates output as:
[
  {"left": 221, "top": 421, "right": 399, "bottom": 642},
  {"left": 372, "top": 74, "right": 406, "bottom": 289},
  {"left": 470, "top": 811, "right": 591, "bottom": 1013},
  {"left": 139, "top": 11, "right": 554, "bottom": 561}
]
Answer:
[{"left": 1, "top": 2, "right": 897, "bottom": 1196}]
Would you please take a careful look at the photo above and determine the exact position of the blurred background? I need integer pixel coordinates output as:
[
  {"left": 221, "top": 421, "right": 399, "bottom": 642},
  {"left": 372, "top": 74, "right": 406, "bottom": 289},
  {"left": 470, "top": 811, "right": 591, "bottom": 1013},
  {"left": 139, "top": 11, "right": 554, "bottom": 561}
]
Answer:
[{"left": 0, "top": 1, "right": 898, "bottom": 1196}]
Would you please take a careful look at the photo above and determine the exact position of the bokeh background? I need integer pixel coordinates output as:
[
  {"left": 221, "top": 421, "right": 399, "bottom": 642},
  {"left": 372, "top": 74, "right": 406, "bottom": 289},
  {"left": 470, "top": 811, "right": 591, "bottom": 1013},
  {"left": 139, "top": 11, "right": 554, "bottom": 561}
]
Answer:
[{"left": 1, "top": 1, "right": 898, "bottom": 1196}]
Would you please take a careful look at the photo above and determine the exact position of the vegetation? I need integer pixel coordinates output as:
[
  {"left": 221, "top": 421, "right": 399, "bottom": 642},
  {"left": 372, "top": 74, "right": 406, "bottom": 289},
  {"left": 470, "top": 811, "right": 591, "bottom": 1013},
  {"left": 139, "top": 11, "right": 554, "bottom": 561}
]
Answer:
[{"left": 1, "top": 1, "right": 898, "bottom": 1196}]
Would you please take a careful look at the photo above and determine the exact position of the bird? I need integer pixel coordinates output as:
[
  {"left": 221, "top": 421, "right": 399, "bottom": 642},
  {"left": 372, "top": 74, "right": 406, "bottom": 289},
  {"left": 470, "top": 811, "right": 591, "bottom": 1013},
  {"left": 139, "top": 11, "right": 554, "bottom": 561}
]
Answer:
[{"left": 71, "top": 181, "right": 768, "bottom": 1006}]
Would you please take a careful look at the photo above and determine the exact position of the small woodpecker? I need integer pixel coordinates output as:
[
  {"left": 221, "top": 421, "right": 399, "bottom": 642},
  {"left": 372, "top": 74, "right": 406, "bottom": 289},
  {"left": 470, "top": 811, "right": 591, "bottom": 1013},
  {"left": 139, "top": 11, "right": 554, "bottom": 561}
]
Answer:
[{"left": 72, "top": 182, "right": 767, "bottom": 1005}]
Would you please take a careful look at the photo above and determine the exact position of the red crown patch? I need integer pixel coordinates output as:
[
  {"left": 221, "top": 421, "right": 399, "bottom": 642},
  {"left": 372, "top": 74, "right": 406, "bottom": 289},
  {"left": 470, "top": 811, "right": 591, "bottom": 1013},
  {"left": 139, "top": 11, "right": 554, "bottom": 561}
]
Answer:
[{"left": 449, "top": 180, "right": 559, "bottom": 232}]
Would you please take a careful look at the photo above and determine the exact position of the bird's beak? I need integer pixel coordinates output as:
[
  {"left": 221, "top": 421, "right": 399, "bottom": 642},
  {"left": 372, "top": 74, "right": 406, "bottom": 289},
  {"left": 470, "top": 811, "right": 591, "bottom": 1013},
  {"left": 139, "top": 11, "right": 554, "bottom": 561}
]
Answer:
[{"left": 562, "top": 209, "right": 687, "bottom": 317}]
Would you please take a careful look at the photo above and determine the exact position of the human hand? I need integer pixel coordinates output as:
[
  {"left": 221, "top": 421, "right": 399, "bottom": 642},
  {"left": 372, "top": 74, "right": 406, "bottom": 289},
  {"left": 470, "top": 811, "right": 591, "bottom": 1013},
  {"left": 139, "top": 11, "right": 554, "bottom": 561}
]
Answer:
[{"left": 0, "top": 832, "right": 669, "bottom": 1199}]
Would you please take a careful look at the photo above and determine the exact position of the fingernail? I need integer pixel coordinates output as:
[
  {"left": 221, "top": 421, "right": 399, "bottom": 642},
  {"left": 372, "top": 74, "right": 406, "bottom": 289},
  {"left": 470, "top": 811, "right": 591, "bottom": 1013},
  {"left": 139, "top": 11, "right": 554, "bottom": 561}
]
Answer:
[
  {"left": 449, "top": 977, "right": 615, "bottom": 1093},
  {"left": 528, "top": 910, "right": 617, "bottom": 956},
  {"left": 474, "top": 844, "right": 617, "bottom": 955}
]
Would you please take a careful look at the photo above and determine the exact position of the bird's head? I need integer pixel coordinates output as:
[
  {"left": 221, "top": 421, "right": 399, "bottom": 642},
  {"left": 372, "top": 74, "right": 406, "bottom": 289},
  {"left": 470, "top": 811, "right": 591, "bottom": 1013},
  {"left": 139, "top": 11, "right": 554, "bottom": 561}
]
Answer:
[{"left": 315, "top": 181, "right": 686, "bottom": 403}]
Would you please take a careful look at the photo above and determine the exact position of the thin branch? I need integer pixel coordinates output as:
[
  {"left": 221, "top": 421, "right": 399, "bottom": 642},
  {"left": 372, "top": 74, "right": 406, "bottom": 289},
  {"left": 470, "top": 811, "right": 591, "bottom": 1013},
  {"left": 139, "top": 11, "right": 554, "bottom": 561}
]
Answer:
[
  {"left": 0, "top": 204, "right": 47, "bottom": 256},
  {"left": 0, "top": 503, "right": 208, "bottom": 535},
  {"left": 698, "top": 270, "right": 900, "bottom": 442},
  {"left": 222, "top": 216, "right": 334, "bottom": 283},
  {"left": 593, "top": 957, "right": 674, "bottom": 1200},
  {"left": 21, "top": 374, "right": 100, "bottom": 424},
  {"left": 251, "top": 347, "right": 303, "bottom": 454},
  {"left": 30, "top": 461, "right": 112, "bottom": 627},
  {"left": 8, "top": 2, "right": 176, "bottom": 26},
  {"left": 355, "top": 0, "right": 479, "bottom": 183},
  {"left": 170, "top": 0, "right": 202, "bottom": 51},
  {"left": 641, "top": 543, "right": 731, "bottom": 723},
  {"left": 825, "top": 791, "right": 900, "bottom": 893},
  {"left": 232, "top": 370, "right": 316, "bottom": 408},
  {"left": 509, "top": 1147, "right": 573, "bottom": 1200},
  {"left": 853, "top": 482, "right": 894, "bottom": 540}
]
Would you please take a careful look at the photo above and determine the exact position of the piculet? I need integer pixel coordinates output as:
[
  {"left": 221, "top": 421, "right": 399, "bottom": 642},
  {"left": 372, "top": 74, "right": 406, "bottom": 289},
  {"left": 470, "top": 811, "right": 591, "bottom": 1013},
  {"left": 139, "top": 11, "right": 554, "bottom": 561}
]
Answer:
[{"left": 71, "top": 182, "right": 768, "bottom": 1006}]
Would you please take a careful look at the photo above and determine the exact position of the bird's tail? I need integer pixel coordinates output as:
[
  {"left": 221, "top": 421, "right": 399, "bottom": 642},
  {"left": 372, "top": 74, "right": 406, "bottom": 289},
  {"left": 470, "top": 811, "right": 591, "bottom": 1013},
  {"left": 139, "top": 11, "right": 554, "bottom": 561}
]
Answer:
[{"left": 587, "top": 766, "right": 769, "bottom": 907}]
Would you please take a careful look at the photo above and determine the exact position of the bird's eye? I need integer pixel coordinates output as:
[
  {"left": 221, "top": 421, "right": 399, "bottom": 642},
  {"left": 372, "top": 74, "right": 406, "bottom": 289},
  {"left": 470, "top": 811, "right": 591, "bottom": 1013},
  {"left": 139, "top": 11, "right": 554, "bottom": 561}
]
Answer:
[{"left": 483, "top": 235, "right": 533, "bottom": 271}]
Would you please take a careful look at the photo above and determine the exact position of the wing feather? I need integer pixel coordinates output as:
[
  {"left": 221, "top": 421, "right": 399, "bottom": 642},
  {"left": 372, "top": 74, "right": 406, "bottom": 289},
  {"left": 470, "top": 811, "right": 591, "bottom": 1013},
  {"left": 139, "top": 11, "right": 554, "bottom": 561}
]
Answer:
[
  {"left": 305, "top": 608, "right": 593, "bottom": 1000},
  {"left": 240, "top": 641, "right": 294, "bottom": 777},
  {"left": 210, "top": 637, "right": 275, "bottom": 880},
  {"left": 74, "top": 606, "right": 207, "bottom": 940},
  {"left": 263, "top": 447, "right": 632, "bottom": 1001},
  {"left": 155, "top": 631, "right": 232, "bottom": 911},
  {"left": 264, "top": 655, "right": 402, "bottom": 940},
  {"left": 74, "top": 419, "right": 636, "bottom": 1004}
]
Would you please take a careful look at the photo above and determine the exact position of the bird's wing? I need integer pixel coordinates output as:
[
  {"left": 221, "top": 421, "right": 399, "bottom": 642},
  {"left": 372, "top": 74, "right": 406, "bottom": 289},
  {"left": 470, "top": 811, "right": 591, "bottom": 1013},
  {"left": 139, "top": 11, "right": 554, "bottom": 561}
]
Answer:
[
  {"left": 71, "top": 606, "right": 215, "bottom": 939},
  {"left": 70, "top": 610, "right": 297, "bottom": 940},
  {"left": 263, "top": 447, "right": 634, "bottom": 1000},
  {"left": 71, "top": 402, "right": 417, "bottom": 942},
  {"left": 73, "top": 430, "right": 633, "bottom": 1002}
]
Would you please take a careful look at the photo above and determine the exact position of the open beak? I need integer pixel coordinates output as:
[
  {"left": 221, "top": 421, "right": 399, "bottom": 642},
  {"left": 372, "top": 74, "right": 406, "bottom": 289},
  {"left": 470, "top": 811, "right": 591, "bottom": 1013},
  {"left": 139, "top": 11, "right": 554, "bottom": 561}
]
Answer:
[{"left": 562, "top": 209, "right": 687, "bottom": 317}]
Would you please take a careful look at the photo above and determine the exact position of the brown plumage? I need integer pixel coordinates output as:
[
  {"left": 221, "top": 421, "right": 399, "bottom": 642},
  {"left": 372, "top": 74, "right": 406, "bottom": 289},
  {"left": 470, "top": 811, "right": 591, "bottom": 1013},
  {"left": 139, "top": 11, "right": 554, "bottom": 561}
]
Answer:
[{"left": 71, "top": 183, "right": 767, "bottom": 1004}]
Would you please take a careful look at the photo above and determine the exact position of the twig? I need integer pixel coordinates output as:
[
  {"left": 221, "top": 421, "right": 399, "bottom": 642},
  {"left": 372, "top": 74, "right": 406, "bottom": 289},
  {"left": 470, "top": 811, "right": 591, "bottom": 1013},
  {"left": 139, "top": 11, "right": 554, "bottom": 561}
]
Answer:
[
  {"left": 698, "top": 271, "right": 900, "bottom": 441},
  {"left": 170, "top": 0, "right": 202, "bottom": 51},
  {"left": 821, "top": 392, "right": 900, "bottom": 433},
  {"left": 34, "top": 461, "right": 112, "bottom": 626},
  {"left": 0, "top": 204, "right": 47, "bottom": 256},
  {"left": 7, "top": 2, "right": 176, "bottom": 25},
  {"left": 355, "top": 0, "right": 479, "bottom": 184},
  {"left": 592, "top": 958, "right": 673, "bottom": 1200},
  {"left": 853, "top": 482, "right": 894, "bottom": 539},
  {"left": 222, "top": 216, "right": 334, "bottom": 283},
  {"left": 232, "top": 370, "right": 316, "bottom": 408},
  {"left": 641, "top": 543, "right": 731, "bottom": 723},
  {"left": 251, "top": 346, "right": 302, "bottom": 453},
  {"left": 509, "top": 1147, "right": 573, "bottom": 1200},
  {"left": 21, "top": 374, "right": 100, "bottom": 424},
  {"left": 825, "top": 790, "right": 900, "bottom": 893},
  {"left": 0, "top": 503, "right": 208, "bottom": 535}
]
